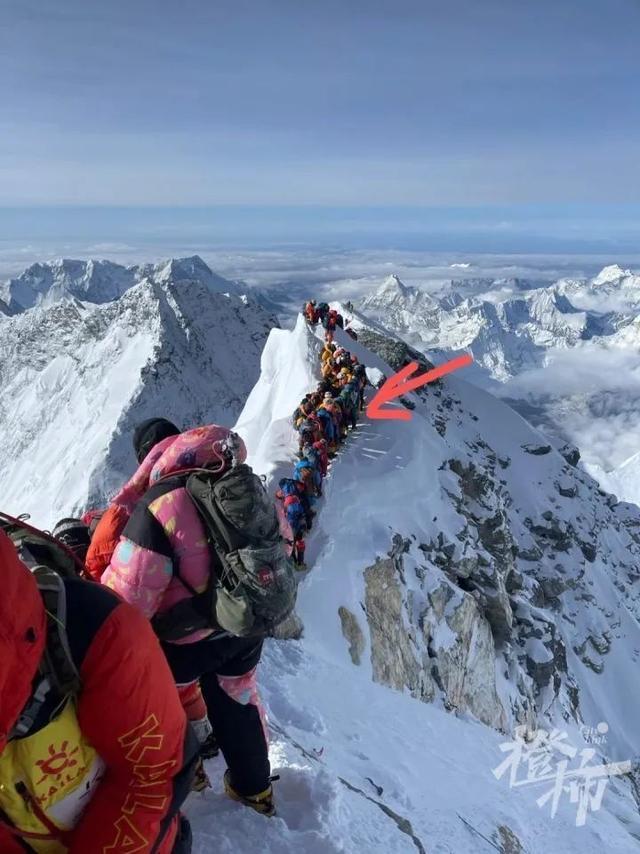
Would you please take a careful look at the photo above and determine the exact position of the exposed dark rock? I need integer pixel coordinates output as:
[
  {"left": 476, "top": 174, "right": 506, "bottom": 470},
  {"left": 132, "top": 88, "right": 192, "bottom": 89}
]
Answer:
[
  {"left": 526, "top": 653, "right": 555, "bottom": 693},
  {"left": 522, "top": 443, "right": 552, "bottom": 456},
  {"left": 338, "top": 606, "right": 366, "bottom": 665},
  {"left": 389, "top": 533, "right": 411, "bottom": 558},
  {"left": 526, "top": 514, "right": 573, "bottom": 552},
  {"left": 539, "top": 576, "right": 567, "bottom": 602},
  {"left": 515, "top": 544, "right": 543, "bottom": 562},
  {"left": 556, "top": 477, "right": 578, "bottom": 498},
  {"left": 356, "top": 329, "right": 435, "bottom": 374},
  {"left": 495, "top": 824, "right": 524, "bottom": 854},
  {"left": 588, "top": 632, "right": 611, "bottom": 656},
  {"left": 559, "top": 443, "right": 581, "bottom": 467}
]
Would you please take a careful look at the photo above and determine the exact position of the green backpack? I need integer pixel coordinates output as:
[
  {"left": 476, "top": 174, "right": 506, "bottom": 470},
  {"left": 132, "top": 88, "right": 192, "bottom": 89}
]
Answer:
[{"left": 154, "top": 464, "right": 298, "bottom": 640}]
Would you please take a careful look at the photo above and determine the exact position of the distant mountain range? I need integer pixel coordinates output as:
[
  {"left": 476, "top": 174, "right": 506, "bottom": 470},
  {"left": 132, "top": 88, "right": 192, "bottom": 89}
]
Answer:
[
  {"left": 0, "top": 254, "right": 240, "bottom": 315},
  {"left": 359, "top": 264, "right": 640, "bottom": 503}
]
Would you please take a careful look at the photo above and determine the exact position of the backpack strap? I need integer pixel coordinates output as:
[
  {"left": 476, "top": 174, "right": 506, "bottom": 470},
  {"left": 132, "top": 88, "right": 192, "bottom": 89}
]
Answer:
[
  {"left": 10, "top": 569, "right": 80, "bottom": 740},
  {"left": 36, "top": 568, "right": 81, "bottom": 696}
]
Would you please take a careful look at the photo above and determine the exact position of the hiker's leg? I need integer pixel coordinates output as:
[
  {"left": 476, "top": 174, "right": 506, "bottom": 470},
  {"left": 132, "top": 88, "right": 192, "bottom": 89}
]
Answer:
[
  {"left": 200, "top": 640, "right": 270, "bottom": 796},
  {"left": 162, "top": 640, "right": 214, "bottom": 744}
]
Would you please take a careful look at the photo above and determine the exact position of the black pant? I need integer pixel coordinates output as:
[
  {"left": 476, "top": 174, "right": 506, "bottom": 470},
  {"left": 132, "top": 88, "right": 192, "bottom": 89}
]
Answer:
[
  {"left": 172, "top": 816, "right": 193, "bottom": 854},
  {"left": 162, "top": 636, "right": 270, "bottom": 796}
]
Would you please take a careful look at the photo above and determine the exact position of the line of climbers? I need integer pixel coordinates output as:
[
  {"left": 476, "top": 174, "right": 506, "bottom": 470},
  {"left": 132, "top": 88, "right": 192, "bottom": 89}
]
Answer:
[
  {"left": 0, "top": 418, "right": 301, "bottom": 854},
  {"left": 276, "top": 304, "right": 368, "bottom": 570},
  {"left": 302, "top": 300, "right": 358, "bottom": 343}
]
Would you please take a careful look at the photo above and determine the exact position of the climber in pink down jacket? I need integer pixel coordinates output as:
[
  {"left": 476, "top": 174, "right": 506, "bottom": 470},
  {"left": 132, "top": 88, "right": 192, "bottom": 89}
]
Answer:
[
  {"left": 102, "top": 424, "right": 275, "bottom": 814},
  {"left": 102, "top": 424, "right": 230, "bottom": 639}
]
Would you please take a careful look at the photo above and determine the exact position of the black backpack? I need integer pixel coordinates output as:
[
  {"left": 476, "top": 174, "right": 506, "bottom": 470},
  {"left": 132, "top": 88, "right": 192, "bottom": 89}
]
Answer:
[
  {"left": 0, "top": 512, "right": 84, "bottom": 579},
  {"left": 152, "top": 464, "right": 298, "bottom": 640}
]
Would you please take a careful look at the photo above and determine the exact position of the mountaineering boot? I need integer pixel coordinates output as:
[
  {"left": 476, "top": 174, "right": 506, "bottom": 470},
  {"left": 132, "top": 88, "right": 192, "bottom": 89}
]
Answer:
[
  {"left": 192, "top": 757, "right": 212, "bottom": 792},
  {"left": 199, "top": 730, "right": 220, "bottom": 759},
  {"left": 223, "top": 769, "right": 277, "bottom": 816}
]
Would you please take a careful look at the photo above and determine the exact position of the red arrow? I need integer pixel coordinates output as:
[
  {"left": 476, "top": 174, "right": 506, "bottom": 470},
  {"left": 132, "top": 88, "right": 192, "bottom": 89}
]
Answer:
[{"left": 367, "top": 354, "right": 474, "bottom": 421}]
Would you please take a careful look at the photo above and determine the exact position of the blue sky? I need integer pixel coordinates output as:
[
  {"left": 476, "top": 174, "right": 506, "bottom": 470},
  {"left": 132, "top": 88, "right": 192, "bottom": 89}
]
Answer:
[{"left": 0, "top": 0, "right": 638, "bottom": 247}]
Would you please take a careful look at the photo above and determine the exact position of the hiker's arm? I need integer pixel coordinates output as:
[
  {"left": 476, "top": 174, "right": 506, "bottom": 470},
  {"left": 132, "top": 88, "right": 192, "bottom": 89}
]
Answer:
[
  {"left": 101, "top": 507, "right": 173, "bottom": 619},
  {"left": 69, "top": 602, "right": 194, "bottom": 854},
  {"left": 85, "top": 504, "right": 129, "bottom": 581}
]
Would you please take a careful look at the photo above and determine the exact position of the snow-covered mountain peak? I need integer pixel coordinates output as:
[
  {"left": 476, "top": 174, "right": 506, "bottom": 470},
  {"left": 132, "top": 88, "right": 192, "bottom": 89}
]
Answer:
[
  {"left": 592, "top": 264, "right": 633, "bottom": 286},
  {"left": 362, "top": 273, "right": 440, "bottom": 324},
  {"left": 0, "top": 274, "right": 277, "bottom": 526},
  {"left": 150, "top": 254, "right": 239, "bottom": 294},
  {"left": 380, "top": 272, "right": 410, "bottom": 294},
  {"left": 0, "top": 254, "right": 243, "bottom": 315},
  {"left": 0, "top": 257, "right": 137, "bottom": 312}
]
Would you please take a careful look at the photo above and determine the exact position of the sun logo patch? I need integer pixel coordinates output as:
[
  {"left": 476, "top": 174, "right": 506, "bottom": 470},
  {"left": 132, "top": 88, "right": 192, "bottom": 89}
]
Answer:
[{"left": 35, "top": 741, "right": 80, "bottom": 785}]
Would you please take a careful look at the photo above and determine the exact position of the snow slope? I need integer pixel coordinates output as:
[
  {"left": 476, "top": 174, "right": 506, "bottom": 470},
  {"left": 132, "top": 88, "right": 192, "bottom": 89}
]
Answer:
[
  {"left": 596, "top": 451, "right": 640, "bottom": 510},
  {"left": 185, "top": 317, "right": 640, "bottom": 852},
  {"left": 0, "top": 273, "right": 275, "bottom": 528}
]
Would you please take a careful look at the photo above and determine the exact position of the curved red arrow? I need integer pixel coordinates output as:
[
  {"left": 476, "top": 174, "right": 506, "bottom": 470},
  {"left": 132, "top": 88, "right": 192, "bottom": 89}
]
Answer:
[{"left": 367, "top": 354, "right": 474, "bottom": 421}]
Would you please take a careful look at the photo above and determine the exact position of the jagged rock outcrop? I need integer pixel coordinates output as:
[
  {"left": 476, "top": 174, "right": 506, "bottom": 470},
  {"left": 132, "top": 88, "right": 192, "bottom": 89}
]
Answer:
[
  {"left": 356, "top": 329, "right": 434, "bottom": 374},
  {"left": 338, "top": 606, "right": 365, "bottom": 665},
  {"left": 421, "top": 577, "right": 506, "bottom": 729},
  {"left": 365, "top": 558, "right": 433, "bottom": 700}
]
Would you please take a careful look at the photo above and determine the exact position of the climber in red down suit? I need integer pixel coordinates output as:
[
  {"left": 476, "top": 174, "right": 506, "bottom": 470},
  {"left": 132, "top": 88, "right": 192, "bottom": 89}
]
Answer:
[{"left": 0, "top": 529, "right": 197, "bottom": 853}]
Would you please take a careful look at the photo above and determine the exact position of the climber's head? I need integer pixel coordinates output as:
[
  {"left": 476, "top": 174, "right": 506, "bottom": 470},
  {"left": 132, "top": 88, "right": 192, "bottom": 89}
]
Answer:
[{"left": 133, "top": 418, "right": 181, "bottom": 464}]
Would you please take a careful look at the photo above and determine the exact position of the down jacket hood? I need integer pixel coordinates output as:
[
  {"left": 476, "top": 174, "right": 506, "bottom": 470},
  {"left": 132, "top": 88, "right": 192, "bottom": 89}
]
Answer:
[{"left": 149, "top": 425, "right": 247, "bottom": 483}]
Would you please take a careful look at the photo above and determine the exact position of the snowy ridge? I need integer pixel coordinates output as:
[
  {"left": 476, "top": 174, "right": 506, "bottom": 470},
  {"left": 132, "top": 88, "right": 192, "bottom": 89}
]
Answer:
[
  {"left": 0, "top": 274, "right": 276, "bottom": 528},
  {"left": 0, "top": 254, "right": 241, "bottom": 314},
  {"left": 185, "top": 316, "right": 640, "bottom": 852},
  {"left": 235, "top": 315, "right": 322, "bottom": 482}
]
